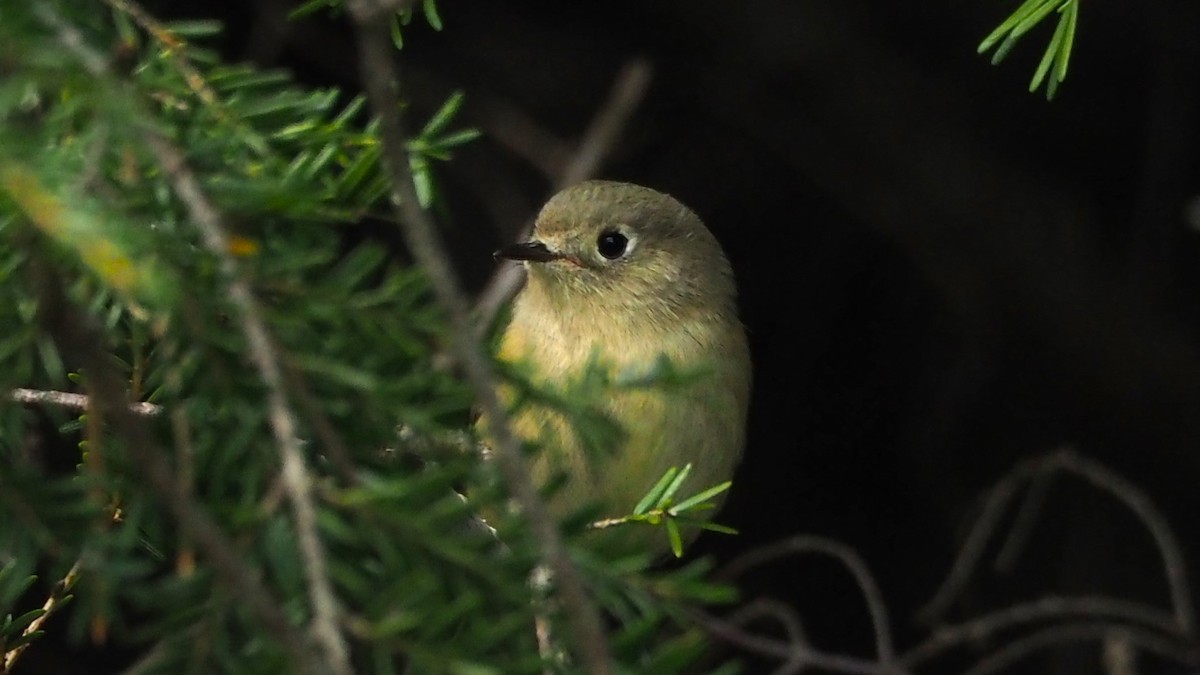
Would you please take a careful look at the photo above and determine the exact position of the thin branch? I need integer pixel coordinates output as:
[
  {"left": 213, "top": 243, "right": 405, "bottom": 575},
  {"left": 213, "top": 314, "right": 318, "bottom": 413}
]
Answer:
[
  {"left": 145, "top": 132, "right": 352, "bottom": 675},
  {"left": 557, "top": 59, "right": 653, "bottom": 188},
  {"left": 32, "top": 8, "right": 351, "bottom": 671},
  {"left": 916, "top": 453, "right": 1058, "bottom": 625},
  {"left": 725, "top": 598, "right": 810, "bottom": 675},
  {"left": 721, "top": 535, "right": 898, "bottom": 667},
  {"left": 25, "top": 258, "right": 316, "bottom": 671},
  {"left": 1050, "top": 448, "right": 1197, "bottom": 634},
  {"left": 902, "top": 595, "right": 1183, "bottom": 669},
  {"left": 472, "top": 59, "right": 653, "bottom": 332},
  {"left": 690, "top": 606, "right": 902, "bottom": 675},
  {"left": 917, "top": 448, "right": 1197, "bottom": 636},
  {"left": 476, "top": 98, "right": 573, "bottom": 181},
  {"left": 118, "top": 624, "right": 208, "bottom": 675},
  {"left": 9, "top": 387, "right": 162, "bottom": 416},
  {"left": 960, "top": 622, "right": 1199, "bottom": 675},
  {"left": 165, "top": 349, "right": 198, "bottom": 576},
  {"left": 1102, "top": 633, "right": 1136, "bottom": 675},
  {"left": 2, "top": 561, "right": 81, "bottom": 673},
  {"left": 993, "top": 463, "right": 1055, "bottom": 572},
  {"left": 343, "top": 1, "right": 613, "bottom": 672},
  {"left": 281, "top": 359, "right": 359, "bottom": 485}
]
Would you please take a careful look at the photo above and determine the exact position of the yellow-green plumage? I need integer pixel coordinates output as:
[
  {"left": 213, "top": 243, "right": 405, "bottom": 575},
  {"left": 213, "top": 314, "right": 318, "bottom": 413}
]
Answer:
[{"left": 488, "top": 181, "right": 751, "bottom": 548}]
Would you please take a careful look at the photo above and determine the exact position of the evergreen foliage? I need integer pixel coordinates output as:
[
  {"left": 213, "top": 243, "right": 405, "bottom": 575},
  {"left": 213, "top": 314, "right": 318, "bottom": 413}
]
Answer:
[
  {"left": 979, "top": 0, "right": 1080, "bottom": 99},
  {"left": 0, "top": 2, "right": 739, "bottom": 673}
]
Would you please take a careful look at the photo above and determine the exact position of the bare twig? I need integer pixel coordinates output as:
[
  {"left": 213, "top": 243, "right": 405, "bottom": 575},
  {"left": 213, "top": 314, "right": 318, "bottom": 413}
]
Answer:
[
  {"left": 145, "top": 133, "right": 352, "bottom": 675},
  {"left": 960, "top": 623, "right": 1199, "bottom": 675},
  {"left": 725, "top": 598, "right": 810, "bottom": 674},
  {"left": 993, "top": 464, "right": 1055, "bottom": 572},
  {"left": 476, "top": 99, "right": 573, "bottom": 181},
  {"left": 164, "top": 348, "right": 198, "bottom": 576},
  {"left": 1051, "top": 448, "right": 1196, "bottom": 635},
  {"left": 1102, "top": 633, "right": 1137, "bottom": 675},
  {"left": 721, "top": 535, "right": 898, "bottom": 667},
  {"left": 915, "top": 455, "right": 1038, "bottom": 625},
  {"left": 117, "top": 624, "right": 208, "bottom": 675},
  {"left": 2, "top": 561, "right": 81, "bottom": 673},
  {"left": 902, "top": 595, "right": 1183, "bottom": 669},
  {"left": 9, "top": 387, "right": 162, "bottom": 416},
  {"left": 343, "top": 1, "right": 613, "bottom": 672},
  {"left": 690, "top": 605, "right": 903, "bottom": 675},
  {"left": 556, "top": 60, "right": 653, "bottom": 188},
  {"left": 917, "top": 448, "right": 1196, "bottom": 636},
  {"left": 472, "top": 60, "right": 653, "bottom": 331},
  {"left": 282, "top": 360, "right": 359, "bottom": 485}
]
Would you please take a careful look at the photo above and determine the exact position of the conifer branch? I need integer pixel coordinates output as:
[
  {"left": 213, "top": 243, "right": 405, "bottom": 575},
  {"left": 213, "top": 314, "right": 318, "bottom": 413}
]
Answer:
[
  {"left": 31, "top": 7, "right": 353, "bottom": 673},
  {"left": 144, "top": 133, "right": 353, "bottom": 675},
  {"left": 1, "top": 561, "right": 80, "bottom": 674},
  {"left": 24, "top": 251, "right": 316, "bottom": 672},
  {"left": 344, "top": 1, "right": 614, "bottom": 671}
]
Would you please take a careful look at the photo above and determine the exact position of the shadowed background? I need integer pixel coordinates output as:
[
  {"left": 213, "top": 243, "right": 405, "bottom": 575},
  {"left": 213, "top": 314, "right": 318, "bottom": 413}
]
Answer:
[{"left": 30, "top": 1, "right": 1200, "bottom": 672}]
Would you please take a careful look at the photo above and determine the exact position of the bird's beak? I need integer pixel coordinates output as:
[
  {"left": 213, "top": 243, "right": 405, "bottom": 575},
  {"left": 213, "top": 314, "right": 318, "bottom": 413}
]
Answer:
[{"left": 494, "top": 240, "right": 563, "bottom": 263}]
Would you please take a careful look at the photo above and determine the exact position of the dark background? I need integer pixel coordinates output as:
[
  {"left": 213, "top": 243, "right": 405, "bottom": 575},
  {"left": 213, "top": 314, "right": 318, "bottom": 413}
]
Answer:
[{"left": 39, "top": 0, "right": 1200, "bottom": 672}]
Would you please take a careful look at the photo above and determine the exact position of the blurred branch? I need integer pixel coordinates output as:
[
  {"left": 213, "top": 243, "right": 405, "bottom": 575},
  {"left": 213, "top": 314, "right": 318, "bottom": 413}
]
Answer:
[
  {"left": 917, "top": 448, "right": 1196, "bottom": 636},
  {"left": 477, "top": 99, "right": 573, "bottom": 181},
  {"left": 557, "top": 59, "right": 653, "bottom": 188},
  {"left": 960, "top": 622, "right": 1197, "bottom": 675},
  {"left": 282, "top": 360, "right": 359, "bottom": 485},
  {"left": 707, "top": 451, "right": 1200, "bottom": 672},
  {"left": 343, "top": 0, "right": 614, "bottom": 672},
  {"left": 145, "top": 131, "right": 353, "bottom": 675},
  {"left": 118, "top": 624, "right": 207, "bottom": 675},
  {"left": 692, "top": 601, "right": 904, "bottom": 675},
  {"left": 915, "top": 453, "right": 1045, "bottom": 625},
  {"left": 1, "top": 561, "right": 80, "bottom": 674},
  {"left": 472, "top": 59, "right": 653, "bottom": 332},
  {"left": 31, "top": 6, "right": 352, "bottom": 673},
  {"left": 103, "top": 0, "right": 267, "bottom": 155},
  {"left": 26, "top": 258, "right": 317, "bottom": 670},
  {"left": 9, "top": 388, "right": 162, "bottom": 416},
  {"left": 722, "top": 535, "right": 897, "bottom": 667},
  {"left": 1054, "top": 449, "right": 1196, "bottom": 633},
  {"left": 992, "top": 463, "right": 1054, "bottom": 572},
  {"left": 903, "top": 595, "right": 1185, "bottom": 669}
]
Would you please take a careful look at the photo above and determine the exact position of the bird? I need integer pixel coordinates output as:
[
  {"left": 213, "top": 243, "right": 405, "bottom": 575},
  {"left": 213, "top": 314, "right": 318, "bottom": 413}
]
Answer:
[{"left": 483, "top": 180, "right": 751, "bottom": 551}]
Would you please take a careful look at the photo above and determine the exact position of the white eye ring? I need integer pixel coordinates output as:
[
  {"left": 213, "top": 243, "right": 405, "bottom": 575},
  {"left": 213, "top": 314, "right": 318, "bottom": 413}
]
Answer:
[{"left": 596, "top": 227, "right": 637, "bottom": 260}]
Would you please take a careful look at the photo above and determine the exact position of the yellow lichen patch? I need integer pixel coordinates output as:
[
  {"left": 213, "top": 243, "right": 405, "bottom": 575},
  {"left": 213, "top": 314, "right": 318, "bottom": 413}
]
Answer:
[
  {"left": 80, "top": 238, "right": 139, "bottom": 293},
  {"left": 227, "top": 235, "right": 260, "bottom": 257},
  {"left": 0, "top": 164, "right": 68, "bottom": 236},
  {"left": 0, "top": 163, "right": 177, "bottom": 309}
]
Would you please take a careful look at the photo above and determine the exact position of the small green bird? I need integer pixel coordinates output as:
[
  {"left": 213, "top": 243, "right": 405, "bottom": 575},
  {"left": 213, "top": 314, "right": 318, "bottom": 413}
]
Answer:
[{"left": 486, "top": 180, "right": 751, "bottom": 548}]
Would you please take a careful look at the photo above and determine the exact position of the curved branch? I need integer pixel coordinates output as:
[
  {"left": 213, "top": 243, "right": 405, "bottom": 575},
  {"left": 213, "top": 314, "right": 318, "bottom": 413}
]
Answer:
[
  {"left": 342, "top": 1, "right": 614, "bottom": 671},
  {"left": 903, "top": 595, "right": 1182, "bottom": 669},
  {"left": 721, "top": 535, "right": 897, "bottom": 667},
  {"left": 961, "top": 622, "right": 1199, "bottom": 675}
]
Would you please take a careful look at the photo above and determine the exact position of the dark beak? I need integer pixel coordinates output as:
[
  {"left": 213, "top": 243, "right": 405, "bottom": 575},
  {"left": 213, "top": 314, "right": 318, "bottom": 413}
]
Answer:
[{"left": 494, "top": 241, "right": 563, "bottom": 263}]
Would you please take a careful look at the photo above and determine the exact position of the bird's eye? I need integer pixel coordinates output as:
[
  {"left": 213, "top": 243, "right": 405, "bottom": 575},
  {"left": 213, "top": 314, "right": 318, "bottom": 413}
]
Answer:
[{"left": 596, "top": 230, "right": 629, "bottom": 260}]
